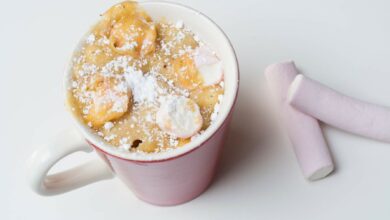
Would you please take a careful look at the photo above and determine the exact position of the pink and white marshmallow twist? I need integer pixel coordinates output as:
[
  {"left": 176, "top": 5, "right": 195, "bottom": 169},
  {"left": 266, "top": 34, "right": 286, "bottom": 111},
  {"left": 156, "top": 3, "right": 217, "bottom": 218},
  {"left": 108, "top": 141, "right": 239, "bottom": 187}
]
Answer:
[
  {"left": 288, "top": 74, "right": 390, "bottom": 143},
  {"left": 265, "top": 61, "right": 334, "bottom": 181}
]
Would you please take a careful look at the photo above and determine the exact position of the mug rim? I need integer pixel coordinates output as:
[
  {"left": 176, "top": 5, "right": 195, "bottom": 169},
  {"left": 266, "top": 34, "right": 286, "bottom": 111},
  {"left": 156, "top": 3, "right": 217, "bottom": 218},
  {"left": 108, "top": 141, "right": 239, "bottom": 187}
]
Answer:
[{"left": 63, "top": 1, "right": 240, "bottom": 162}]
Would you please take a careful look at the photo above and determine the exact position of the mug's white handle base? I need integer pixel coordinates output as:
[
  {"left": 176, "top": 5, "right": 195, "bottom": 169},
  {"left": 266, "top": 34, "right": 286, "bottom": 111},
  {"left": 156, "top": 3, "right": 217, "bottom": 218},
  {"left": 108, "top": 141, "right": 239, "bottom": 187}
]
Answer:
[{"left": 27, "top": 129, "right": 114, "bottom": 196}]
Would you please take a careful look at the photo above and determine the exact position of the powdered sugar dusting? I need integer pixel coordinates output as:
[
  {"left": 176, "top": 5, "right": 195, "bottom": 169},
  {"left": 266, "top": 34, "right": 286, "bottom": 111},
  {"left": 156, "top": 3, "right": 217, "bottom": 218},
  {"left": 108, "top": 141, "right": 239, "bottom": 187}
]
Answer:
[
  {"left": 69, "top": 4, "right": 225, "bottom": 155},
  {"left": 156, "top": 96, "right": 203, "bottom": 138},
  {"left": 86, "top": 34, "right": 96, "bottom": 44},
  {"left": 124, "top": 68, "right": 158, "bottom": 104},
  {"left": 211, "top": 94, "right": 224, "bottom": 122}
]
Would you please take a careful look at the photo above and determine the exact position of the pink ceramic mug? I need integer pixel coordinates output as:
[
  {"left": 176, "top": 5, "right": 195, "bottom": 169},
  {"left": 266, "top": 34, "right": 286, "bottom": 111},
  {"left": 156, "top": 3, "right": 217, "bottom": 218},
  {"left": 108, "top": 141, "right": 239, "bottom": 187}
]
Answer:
[{"left": 27, "top": 1, "right": 239, "bottom": 206}]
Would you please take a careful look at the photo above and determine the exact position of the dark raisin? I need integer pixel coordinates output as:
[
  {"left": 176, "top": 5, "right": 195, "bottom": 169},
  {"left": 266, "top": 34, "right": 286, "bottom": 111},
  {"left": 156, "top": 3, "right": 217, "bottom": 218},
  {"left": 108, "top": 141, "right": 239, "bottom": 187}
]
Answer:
[{"left": 131, "top": 139, "right": 143, "bottom": 148}]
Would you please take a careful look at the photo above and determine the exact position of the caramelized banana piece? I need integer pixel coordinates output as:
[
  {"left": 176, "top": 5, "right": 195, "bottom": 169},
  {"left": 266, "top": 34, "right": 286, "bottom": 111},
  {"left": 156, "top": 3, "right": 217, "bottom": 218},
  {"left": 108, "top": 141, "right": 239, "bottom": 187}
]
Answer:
[
  {"left": 137, "top": 141, "right": 158, "bottom": 153},
  {"left": 95, "top": 1, "right": 139, "bottom": 36},
  {"left": 93, "top": 1, "right": 156, "bottom": 57},
  {"left": 190, "top": 85, "right": 223, "bottom": 129},
  {"left": 109, "top": 17, "right": 156, "bottom": 57},
  {"left": 103, "top": 1, "right": 138, "bottom": 20},
  {"left": 171, "top": 54, "right": 203, "bottom": 90},
  {"left": 85, "top": 76, "right": 130, "bottom": 127},
  {"left": 191, "top": 85, "right": 223, "bottom": 109},
  {"left": 84, "top": 44, "right": 113, "bottom": 65},
  {"left": 178, "top": 138, "right": 191, "bottom": 147}
]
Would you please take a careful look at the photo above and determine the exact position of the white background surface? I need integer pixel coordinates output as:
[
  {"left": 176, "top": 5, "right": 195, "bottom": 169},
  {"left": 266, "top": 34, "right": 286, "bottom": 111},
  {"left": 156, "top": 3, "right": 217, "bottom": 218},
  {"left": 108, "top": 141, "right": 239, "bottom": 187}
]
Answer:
[{"left": 2, "top": 0, "right": 390, "bottom": 219}]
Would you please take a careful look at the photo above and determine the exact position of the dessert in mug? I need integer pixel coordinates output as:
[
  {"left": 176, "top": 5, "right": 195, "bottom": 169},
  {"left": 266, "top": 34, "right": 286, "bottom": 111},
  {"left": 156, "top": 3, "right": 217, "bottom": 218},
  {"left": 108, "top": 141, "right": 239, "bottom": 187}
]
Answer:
[{"left": 67, "top": 1, "right": 224, "bottom": 153}]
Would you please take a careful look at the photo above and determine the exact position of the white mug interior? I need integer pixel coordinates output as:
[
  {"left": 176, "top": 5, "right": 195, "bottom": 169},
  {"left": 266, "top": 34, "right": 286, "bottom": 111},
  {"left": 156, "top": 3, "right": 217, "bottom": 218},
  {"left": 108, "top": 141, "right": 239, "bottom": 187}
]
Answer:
[{"left": 64, "top": 1, "right": 239, "bottom": 161}]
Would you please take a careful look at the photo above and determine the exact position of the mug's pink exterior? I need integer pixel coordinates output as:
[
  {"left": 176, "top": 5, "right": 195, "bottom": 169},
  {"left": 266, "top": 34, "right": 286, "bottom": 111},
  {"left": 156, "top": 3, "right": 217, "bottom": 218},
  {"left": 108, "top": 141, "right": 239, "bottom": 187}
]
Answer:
[
  {"left": 25, "top": 1, "right": 239, "bottom": 204},
  {"left": 90, "top": 113, "right": 233, "bottom": 206}
]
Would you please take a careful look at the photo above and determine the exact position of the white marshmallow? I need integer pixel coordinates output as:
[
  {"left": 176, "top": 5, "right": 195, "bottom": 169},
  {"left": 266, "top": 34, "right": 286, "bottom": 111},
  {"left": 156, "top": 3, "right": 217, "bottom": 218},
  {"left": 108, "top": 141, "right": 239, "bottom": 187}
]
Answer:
[
  {"left": 193, "top": 46, "right": 219, "bottom": 66},
  {"left": 157, "top": 96, "right": 203, "bottom": 138},
  {"left": 198, "top": 62, "right": 223, "bottom": 86},
  {"left": 193, "top": 46, "right": 223, "bottom": 86}
]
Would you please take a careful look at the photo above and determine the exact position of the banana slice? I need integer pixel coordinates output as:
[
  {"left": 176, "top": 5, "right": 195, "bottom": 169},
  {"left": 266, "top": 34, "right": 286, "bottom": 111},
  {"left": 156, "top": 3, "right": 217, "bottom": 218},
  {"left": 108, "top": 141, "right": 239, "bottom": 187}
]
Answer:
[
  {"left": 190, "top": 85, "right": 224, "bottom": 129},
  {"left": 102, "top": 1, "right": 138, "bottom": 22},
  {"left": 96, "top": 1, "right": 156, "bottom": 57},
  {"left": 109, "top": 17, "right": 156, "bottom": 57},
  {"left": 137, "top": 141, "right": 158, "bottom": 153},
  {"left": 171, "top": 54, "right": 203, "bottom": 90},
  {"left": 84, "top": 44, "right": 113, "bottom": 65},
  {"left": 156, "top": 96, "right": 203, "bottom": 138},
  {"left": 193, "top": 46, "right": 223, "bottom": 86},
  {"left": 95, "top": 2, "right": 141, "bottom": 39},
  {"left": 85, "top": 76, "right": 130, "bottom": 127}
]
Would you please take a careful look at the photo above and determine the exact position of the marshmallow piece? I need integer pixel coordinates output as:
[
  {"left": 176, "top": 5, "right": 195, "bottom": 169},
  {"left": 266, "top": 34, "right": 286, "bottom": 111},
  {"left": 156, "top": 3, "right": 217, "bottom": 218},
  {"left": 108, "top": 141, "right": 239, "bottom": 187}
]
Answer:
[
  {"left": 193, "top": 46, "right": 220, "bottom": 66},
  {"left": 193, "top": 46, "right": 223, "bottom": 86},
  {"left": 157, "top": 96, "right": 203, "bottom": 138},
  {"left": 198, "top": 62, "right": 223, "bottom": 86},
  {"left": 288, "top": 74, "right": 390, "bottom": 143},
  {"left": 265, "top": 61, "right": 334, "bottom": 181}
]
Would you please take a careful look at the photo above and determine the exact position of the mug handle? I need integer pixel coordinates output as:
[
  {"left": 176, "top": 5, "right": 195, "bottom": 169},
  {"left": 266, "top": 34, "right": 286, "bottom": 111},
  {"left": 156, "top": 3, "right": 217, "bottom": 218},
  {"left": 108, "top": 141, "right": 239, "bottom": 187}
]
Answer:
[{"left": 27, "top": 129, "right": 114, "bottom": 196}]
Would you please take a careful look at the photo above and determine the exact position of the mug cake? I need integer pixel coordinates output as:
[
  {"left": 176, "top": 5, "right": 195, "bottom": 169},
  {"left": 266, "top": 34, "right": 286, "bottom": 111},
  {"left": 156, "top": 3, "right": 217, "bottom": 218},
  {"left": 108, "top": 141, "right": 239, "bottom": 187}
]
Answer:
[{"left": 67, "top": 1, "right": 224, "bottom": 154}]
